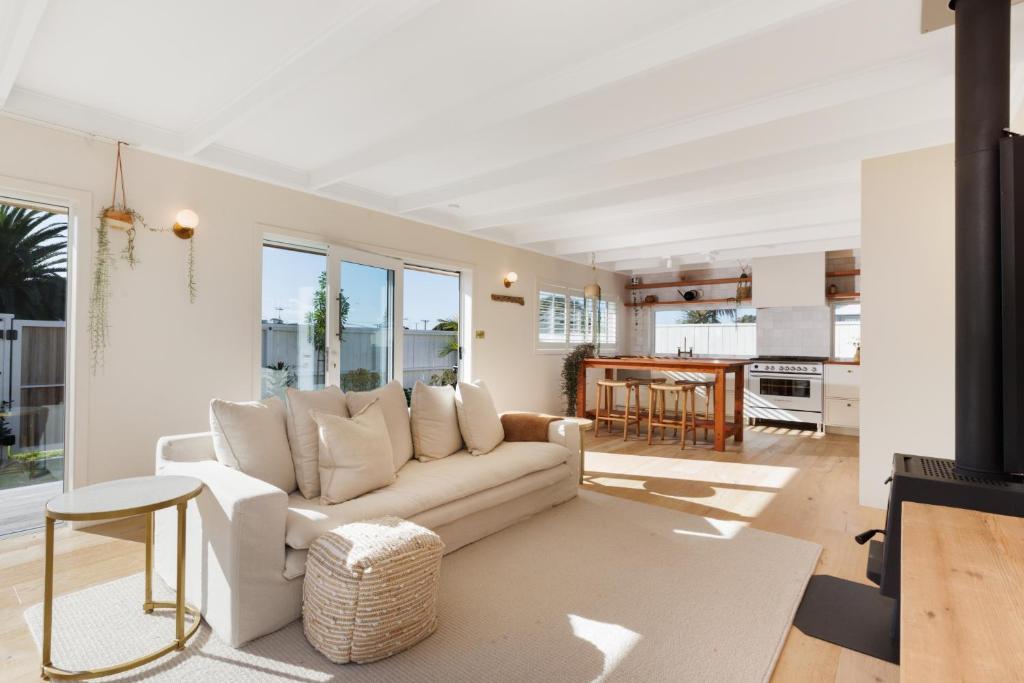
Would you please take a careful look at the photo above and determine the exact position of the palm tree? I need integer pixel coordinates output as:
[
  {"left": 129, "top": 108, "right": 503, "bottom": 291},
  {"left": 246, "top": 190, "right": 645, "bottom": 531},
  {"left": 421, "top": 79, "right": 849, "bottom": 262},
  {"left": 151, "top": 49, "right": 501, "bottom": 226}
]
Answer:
[
  {"left": 0, "top": 205, "right": 67, "bottom": 321},
  {"left": 433, "top": 316, "right": 459, "bottom": 358}
]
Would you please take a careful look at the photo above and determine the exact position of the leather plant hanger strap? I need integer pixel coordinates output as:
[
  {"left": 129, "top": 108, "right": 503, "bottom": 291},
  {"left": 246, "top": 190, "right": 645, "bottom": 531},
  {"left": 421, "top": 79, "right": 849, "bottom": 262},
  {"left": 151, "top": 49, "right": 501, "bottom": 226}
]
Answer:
[{"left": 111, "top": 141, "right": 127, "bottom": 208}]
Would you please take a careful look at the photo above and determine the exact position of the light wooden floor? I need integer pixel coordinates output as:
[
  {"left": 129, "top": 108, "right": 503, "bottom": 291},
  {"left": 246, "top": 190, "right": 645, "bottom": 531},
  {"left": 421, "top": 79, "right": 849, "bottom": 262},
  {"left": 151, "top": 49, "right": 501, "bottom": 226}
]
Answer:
[{"left": 0, "top": 425, "right": 896, "bottom": 682}]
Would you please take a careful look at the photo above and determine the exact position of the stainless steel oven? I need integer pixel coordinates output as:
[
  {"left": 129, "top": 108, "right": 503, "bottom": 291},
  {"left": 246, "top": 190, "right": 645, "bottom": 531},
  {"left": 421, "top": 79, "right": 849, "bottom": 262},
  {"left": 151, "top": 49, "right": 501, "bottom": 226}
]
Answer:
[{"left": 746, "top": 357, "right": 824, "bottom": 430}]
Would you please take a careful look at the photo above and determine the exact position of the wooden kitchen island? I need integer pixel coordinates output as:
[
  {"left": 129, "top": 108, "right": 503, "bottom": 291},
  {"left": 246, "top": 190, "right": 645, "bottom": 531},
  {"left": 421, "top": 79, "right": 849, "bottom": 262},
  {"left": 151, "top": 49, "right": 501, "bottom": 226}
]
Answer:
[{"left": 576, "top": 357, "right": 750, "bottom": 451}]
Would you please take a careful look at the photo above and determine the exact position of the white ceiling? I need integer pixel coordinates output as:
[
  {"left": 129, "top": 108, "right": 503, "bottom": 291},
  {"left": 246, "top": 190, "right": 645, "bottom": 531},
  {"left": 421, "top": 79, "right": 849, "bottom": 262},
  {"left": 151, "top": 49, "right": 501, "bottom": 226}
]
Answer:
[{"left": 3, "top": 0, "right": 1024, "bottom": 273}]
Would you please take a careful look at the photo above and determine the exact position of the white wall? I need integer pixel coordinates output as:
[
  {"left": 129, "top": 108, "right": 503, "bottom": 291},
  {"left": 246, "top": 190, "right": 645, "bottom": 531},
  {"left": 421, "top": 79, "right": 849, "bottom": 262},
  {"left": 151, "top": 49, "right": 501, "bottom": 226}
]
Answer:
[
  {"left": 860, "top": 144, "right": 955, "bottom": 508},
  {"left": 751, "top": 253, "right": 825, "bottom": 308},
  {"left": 0, "top": 116, "right": 626, "bottom": 487},
  {"left": 756, "top": 306, "right": 831, "bottom": 358}
]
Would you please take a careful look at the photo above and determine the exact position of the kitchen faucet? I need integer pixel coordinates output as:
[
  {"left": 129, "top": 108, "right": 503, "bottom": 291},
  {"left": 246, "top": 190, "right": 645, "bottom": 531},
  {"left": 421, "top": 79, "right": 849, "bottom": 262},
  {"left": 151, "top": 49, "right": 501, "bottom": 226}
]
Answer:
[{"left": 677, "top": 337, "right": 693, "bottom": 358}]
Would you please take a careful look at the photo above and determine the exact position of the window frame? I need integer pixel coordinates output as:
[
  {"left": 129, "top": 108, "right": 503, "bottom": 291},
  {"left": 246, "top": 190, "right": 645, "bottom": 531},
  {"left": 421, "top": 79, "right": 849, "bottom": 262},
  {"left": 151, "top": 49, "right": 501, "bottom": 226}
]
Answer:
[
  {"left": 255, "top": 227, "right": 473, "bottom": 397},
  {"left": 652, "top": 304, "right": 757, "bottom": 356},
  {"left": 831, "top": 300, "right": 861, "bottom": 360},
  {"left": 535, "top": 280, "right": 619, "bottom": 354}
]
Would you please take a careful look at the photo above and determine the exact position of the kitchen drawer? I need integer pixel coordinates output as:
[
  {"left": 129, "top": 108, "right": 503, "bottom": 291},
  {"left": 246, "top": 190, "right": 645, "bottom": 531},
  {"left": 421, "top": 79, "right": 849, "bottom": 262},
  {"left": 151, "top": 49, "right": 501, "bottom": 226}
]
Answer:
[
  {"left": 825, "top": 397, "right": 859, "bottom": 428},
  {"left": 825, "top": 364, "right": 860, "bottom": 399}
]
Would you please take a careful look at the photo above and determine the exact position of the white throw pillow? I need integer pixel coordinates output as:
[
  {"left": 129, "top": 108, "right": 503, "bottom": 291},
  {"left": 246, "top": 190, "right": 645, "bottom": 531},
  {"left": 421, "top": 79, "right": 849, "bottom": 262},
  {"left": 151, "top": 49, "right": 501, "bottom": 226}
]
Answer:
[
  {"left": 346, "top": 380, "right": 413, "bottom": 470},
  {"left": 455, "top": 380, "right": 504, "bottom": 455},
  {"left": 209, "top": 396, "right": 297, "bottom": 493},
  {"left": 313, "top": 401, "right": 396, "bottom": 505},
  {"left": 285, "top": 386, "right": 348, "bottom": 499},
  {"left": 410, "top": 381, "right": 464, "bottom": 461}
]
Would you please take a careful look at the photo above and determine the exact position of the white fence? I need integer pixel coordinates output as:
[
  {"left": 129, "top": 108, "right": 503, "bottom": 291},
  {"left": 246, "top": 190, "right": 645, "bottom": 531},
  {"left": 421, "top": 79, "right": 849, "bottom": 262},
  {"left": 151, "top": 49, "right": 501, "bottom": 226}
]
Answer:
[
  {"left": 261, "top": 323, "right": 458, "bottom": 390},
  {"left": 654, "top": 323, "right": 756, "bottom": 356},
  {"left": 0, "top": 315, "right": 66, "bottom": 453}
]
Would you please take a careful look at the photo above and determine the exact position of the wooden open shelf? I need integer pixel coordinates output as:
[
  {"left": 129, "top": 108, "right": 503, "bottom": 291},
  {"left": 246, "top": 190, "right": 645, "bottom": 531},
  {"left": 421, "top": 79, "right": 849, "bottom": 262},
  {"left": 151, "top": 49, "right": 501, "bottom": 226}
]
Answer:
[
  {"left": 624, "top": 297, "right": 750, "bottom": 308},
  {"left": 625, "top": 276, "right": 749, "bottom": 290},
  {"left": 826, "top": 269, "right": 861, "bottom": 277},
  {"left": 827, "top": 291, "right": 860, "bottom": 300}
]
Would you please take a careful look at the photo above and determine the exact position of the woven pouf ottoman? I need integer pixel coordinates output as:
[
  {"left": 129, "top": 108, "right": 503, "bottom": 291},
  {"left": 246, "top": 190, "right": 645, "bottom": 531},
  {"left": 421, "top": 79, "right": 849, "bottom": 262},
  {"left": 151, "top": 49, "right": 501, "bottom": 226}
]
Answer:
[{"left": 303, "top": 516, "right": 444, "bottom": 664}]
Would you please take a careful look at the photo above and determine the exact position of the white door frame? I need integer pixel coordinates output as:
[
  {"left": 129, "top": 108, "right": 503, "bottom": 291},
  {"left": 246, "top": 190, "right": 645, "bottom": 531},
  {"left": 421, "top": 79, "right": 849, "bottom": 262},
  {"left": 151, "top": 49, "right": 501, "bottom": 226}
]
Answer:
[
  {"left": 327, "top": 245, "right": 404, "bottom": 388},
  {"left": 0, "top": 177, "right": 91, "bottom": 492}
]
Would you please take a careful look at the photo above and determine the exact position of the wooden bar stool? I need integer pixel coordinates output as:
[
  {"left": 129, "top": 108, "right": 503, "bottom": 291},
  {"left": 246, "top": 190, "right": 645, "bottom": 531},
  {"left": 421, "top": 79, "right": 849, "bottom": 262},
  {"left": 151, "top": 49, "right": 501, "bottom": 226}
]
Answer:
[
  {"left": 648, "top": 382, "right": 697, "bottom": 448},
  {"left": 676, "top": 379, "right": 715, "bottom": 441},
  {"left": 595, "top": 379, "right": 643, "bottom": 440}
]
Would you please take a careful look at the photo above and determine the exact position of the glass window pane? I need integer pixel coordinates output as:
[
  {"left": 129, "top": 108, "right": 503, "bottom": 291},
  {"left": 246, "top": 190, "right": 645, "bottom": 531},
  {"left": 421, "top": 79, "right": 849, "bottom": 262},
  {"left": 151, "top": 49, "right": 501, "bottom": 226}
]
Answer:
[
  {"left": 339, "top": 261, "right": 394, "bottom": 392},
  {"left": 654, "top": 307, "right": 757, "bottom": 356},
  {"left": 403, "top": 267, "right": 460, "bottom": 389},
  {"left": 260, "top": 245, "right": 326, "bottom": 399},
  {"left": 833, "top": 303, "right": 861, "bottom": 359}
]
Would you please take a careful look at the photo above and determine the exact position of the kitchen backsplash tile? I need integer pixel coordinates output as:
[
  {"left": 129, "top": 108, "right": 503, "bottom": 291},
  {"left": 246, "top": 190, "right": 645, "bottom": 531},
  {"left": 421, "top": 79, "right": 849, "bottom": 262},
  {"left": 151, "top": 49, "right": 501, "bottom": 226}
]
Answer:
[{"left": 757, "top": 306, "right": 831, "bottom": 357}]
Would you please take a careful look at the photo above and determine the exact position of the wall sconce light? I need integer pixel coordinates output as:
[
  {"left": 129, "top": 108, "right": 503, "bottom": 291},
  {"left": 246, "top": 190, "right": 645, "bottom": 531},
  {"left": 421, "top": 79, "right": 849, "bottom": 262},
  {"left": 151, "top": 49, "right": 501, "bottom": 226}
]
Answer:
[
  {"left": 503, "top": 271, "right": 518, "bottom": 288},
  {"left": 172, "top": 209, "right": 199, "bottom": 239}
]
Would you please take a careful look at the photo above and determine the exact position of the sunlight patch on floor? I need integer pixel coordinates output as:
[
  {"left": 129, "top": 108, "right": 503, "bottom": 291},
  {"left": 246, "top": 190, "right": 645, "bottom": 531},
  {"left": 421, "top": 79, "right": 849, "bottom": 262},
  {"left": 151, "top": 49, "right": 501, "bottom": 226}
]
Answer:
[
  {"left": 568, "top": 614, "right": 641, "bottom": 681},
  {"left": 672, "top": 517, "right": 746, "bottom": 540},
  {"left": 583, "top": 450, "right": 800, "bottom": 521},
  {"left": 748, "top": 424, "right": 825, "bottom": 439}
]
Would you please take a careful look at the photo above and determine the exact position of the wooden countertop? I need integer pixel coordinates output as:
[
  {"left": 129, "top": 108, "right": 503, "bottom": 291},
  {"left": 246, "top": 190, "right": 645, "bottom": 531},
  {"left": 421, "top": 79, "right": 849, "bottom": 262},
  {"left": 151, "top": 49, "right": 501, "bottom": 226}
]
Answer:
[
  {"left": 582, "top": 356, "right": 751, "bottom": 371},
  {"left": 901, "top": 502, "right": 1024, "bottom": 681},
  {"left": 826, "top": 360, "right": 860, "bottom": 365}
]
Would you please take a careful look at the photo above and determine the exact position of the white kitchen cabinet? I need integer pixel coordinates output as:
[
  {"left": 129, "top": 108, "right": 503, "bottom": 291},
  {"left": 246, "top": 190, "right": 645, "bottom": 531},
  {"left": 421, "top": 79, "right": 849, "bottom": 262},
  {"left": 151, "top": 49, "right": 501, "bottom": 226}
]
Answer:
[
  {"left": 825, "top": 363, "right": 860, "bottom": 428},
  {"left": 825, "top": 364, "right": 860, "bottom": 399},
  {"left": 826, "top": 397, "right": 859, "bottom": 428}
]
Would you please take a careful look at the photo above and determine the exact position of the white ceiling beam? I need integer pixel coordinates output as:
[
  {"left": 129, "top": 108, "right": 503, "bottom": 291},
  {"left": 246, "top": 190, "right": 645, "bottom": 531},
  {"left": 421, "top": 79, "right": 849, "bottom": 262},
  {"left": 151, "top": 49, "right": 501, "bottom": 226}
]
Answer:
[
  {"left": 594, "top": 220, "right": 860, "bottom": 265},
  {"left": 393, "top": 50, "right": 948, "bottom": 213},
  {"left": 511, "top": 177, "right": 860, "bottom": 246},
  {"left": 308, "top": 0, "right": 850, "bottom": 190},
  {"left": 4, "top": 86, "right": 184, "bottom": 151},
  {"left": 0, "top": 0, "right": 48, "bottom": 109},
  {"left": 183, "top": 0, "right": 442, "bottom": 156},
  {"left": 461, "top": 117, "right": 951, "bottom": 231},
  {"left": 614, "top": 235, "right": 860, "bottom": 274},
  {"left": 550, "top": 196, "right": 860, "bottom": 258}
]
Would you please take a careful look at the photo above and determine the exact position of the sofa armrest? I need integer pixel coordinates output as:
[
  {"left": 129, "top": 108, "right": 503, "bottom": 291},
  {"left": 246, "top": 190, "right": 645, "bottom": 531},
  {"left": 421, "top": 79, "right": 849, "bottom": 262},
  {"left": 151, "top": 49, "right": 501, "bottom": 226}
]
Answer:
[
  {"left": 155, "top": 458, "right": 291, "bottom": 646},
  {"left": 547, "top": 419, "right": 583, "bottom": 483},
  {"left": 155, "top": 431, "right": 217, "bottom": 470}
]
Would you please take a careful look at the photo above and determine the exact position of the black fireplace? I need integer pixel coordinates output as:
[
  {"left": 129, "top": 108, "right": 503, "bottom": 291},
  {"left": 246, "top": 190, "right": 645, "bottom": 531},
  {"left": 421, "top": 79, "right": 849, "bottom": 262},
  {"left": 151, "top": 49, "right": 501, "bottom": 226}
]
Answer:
[{"left": 795, "top": 0, "right": 1024, "bottom": 664}]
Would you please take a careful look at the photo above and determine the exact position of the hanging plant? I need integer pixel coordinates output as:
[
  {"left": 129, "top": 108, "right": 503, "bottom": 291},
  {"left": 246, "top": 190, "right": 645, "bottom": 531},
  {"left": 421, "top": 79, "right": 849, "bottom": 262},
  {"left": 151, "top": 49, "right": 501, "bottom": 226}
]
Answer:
[
  {"left": 88, "top": 216, "right": 113, "bottom": 371},
  {"left": 98, "top": 142, "right": 153, "bottom": 268}
]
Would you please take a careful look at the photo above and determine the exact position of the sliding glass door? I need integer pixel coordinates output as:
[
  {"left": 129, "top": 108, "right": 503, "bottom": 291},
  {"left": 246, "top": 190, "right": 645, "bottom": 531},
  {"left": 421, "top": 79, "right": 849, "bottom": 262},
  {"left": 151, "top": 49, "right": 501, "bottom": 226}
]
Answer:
[
  {"left": 0, "top": 199, "right": 69, "bottom": 537},
  {"left": 329, "top": 247, "right": 403, "bottom": 392}
]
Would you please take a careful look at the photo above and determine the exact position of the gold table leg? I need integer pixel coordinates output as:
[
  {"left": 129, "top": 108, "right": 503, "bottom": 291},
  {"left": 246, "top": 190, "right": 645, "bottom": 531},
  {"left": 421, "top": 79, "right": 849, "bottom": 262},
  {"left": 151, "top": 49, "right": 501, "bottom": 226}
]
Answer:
[
  {"left": 41, "top": 517, "right": 54, "bottom": 678},
  {"left": 144, "top": 511, "right": 154, "bottom": 612},
  {"left": 40, "top": 506, "right": 201, "bottom": 681}
]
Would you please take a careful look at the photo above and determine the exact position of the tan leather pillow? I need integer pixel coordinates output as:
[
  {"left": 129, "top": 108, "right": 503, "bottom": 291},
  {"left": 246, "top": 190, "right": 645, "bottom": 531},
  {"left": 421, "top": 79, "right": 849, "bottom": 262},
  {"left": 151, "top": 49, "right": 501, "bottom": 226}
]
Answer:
[{"left": 313, "top": 401, "right": 396, "bottom": 505}]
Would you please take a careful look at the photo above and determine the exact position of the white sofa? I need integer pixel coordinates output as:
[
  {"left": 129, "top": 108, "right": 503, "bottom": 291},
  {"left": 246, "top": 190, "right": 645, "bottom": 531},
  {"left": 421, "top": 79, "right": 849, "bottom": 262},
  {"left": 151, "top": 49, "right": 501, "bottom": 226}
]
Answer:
[{"left": 154, "top": 419, "right": 581, "bottom": 647}]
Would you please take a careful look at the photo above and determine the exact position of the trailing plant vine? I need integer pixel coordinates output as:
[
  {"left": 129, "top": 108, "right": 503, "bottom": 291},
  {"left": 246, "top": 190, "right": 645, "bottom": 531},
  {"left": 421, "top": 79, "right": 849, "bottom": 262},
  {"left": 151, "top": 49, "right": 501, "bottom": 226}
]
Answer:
[
  {"left": 187, "top": 237, "right": 197, "bottom": 303},
  {"left": 88, "top": 216, "right": 113, "bottom": 370},
  {"left": 561, "top": 343, "right": 595, "bottom": 416}
]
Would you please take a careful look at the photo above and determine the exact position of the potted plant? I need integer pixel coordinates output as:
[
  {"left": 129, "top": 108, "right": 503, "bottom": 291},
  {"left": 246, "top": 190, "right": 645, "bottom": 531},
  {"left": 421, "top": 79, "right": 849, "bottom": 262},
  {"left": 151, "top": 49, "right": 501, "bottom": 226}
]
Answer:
[{"left": 561, "top": 343, "right": 595, "bottom": 416}]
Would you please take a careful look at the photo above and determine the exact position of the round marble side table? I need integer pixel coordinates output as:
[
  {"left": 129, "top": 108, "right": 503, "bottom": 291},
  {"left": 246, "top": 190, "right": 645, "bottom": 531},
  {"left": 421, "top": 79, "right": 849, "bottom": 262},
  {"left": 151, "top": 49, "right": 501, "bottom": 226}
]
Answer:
[{"left": 41, "top": 475, "right": 203, "bottom": 680}]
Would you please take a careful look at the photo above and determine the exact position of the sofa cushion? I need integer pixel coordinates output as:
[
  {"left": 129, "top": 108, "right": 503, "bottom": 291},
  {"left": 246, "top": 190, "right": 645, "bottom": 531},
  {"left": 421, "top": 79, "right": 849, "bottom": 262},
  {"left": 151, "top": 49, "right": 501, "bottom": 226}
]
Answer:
[
  {"left": 313, "top": 401, "right": 396, "bottom": 505},
  {"left": 411, "top": 381, "right": 463, "bottom": 461},
  {"left": 285, "top": 386, "right": 348, "bottom": 499},
  {"left": 285, "top": 440, "right": 572, "bottom": 549},
  {"left": 210, "top": 396, "right": 296, "bottom": 493},
  {"left": 454, "top": 380, "right": 504, "bottom": 455},
  {"left": 346, "top": 380, "right": 413, "bottom": 470}
]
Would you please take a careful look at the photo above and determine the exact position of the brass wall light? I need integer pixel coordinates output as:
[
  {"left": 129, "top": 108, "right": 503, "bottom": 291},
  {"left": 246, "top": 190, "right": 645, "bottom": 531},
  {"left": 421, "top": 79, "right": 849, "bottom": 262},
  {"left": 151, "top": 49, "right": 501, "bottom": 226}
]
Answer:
[
  {"left": 503, "top": 271, "right": 518, "bottom": 288},
  {"left": 172, "top": 209, "right": 199, "bottom": 239}
]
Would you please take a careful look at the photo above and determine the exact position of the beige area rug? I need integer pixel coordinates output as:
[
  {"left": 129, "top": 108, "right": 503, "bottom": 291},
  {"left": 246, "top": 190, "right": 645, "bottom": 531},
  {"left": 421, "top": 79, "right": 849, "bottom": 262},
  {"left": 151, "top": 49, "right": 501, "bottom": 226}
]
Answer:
[{"left": 25, "top": 491, "right": 820, "bottom": 682}]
